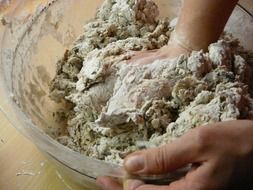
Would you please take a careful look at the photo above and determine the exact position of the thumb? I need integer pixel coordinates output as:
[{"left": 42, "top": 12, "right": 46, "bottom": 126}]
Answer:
[{"left": 124, "top": 130, "right": 202, "bottom": 175}]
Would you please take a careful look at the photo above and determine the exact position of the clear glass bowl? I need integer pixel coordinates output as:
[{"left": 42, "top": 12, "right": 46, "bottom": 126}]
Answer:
[{"left": 0, "top": 0, "right": 253, "bottom": 189}]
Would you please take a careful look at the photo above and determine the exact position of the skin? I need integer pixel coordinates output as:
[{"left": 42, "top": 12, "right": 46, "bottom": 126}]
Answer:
[
  {"left": 97, "top": 121, "right": 253, "bottom": 190},
  {"left": 175, "top": 0, "right": 238, "bottom": 51},
  {"left": 129, "top": 0, "right": 239, "bottom": 64},
  {"left": 96, "top": 0, "right": 253, "bottom": 190}
]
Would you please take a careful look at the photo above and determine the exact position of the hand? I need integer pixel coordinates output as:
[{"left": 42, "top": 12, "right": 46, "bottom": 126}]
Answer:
[
  {"left": 128, "top": 39, "right": 190, "bottom": 65},
  {"left": 97, "top": 120, "right": 253, "bottom": 190}
]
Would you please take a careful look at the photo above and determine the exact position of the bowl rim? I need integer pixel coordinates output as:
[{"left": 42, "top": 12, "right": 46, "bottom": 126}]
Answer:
[{"left": 237, "top": 3, "right": 253, "bottom": 17}]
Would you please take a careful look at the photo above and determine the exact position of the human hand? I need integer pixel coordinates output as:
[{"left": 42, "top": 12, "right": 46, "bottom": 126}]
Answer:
[
  {"left": 128, "top": 38, "right": 190, "bottom": 65},
  {"left": 97, "top": 120, "right": 253, "bottom": 190}
]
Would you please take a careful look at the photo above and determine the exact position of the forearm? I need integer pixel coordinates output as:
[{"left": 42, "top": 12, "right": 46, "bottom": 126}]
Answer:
[{"left": 175, "top": 0, "right": 239, "bottom": 51}]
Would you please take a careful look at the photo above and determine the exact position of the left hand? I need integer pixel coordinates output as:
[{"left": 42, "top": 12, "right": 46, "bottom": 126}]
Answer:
[
  {"left": 127, "top": 39, "right": 191, "bottom": 66},
  {"left": 96, "top": 120, "right": 253, "bottom": 190}
]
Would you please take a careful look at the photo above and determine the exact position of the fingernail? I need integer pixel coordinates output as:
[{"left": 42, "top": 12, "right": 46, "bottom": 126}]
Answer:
[
  {"left": 124, "top": 180, "right": 144, "bottom": 190},
  {"left": 124, "top": 155, "right": 144, "bottom": 173}
]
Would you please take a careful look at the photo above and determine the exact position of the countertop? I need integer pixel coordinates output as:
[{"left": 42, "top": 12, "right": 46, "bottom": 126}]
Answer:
[
  {"left": 0, "top": 112, "right": 84, "bottom": 190},
  {"left": 0, "top": 0, "right": 252, "bottom": 190}
]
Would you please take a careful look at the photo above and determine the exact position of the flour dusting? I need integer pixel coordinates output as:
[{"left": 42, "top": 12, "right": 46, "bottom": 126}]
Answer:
[{"left": 49, "top": 0, "right": 253, "bottom": 165}]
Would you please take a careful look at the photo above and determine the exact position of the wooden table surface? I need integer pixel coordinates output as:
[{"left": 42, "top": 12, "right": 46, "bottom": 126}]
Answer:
[
  {"left": 0, "top": 0, "right": 252, "bottom": 190},
  {"left": 0, "top": 113, "right": 84, "bottom": 190}
]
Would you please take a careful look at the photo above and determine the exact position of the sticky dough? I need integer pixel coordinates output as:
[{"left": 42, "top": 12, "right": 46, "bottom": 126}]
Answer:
[{"left": 49, "top": 0, "right": 253, "bottom": 165}]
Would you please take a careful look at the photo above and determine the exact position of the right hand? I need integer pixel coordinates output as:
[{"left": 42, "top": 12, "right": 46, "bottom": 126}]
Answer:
[{"left": 97, "top": 120, "right": 253, "bottom": 190}]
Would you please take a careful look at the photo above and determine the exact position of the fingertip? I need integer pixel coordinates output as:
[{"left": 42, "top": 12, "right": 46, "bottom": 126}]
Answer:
[
  {"left": 96, "top": 176, "right": 122, "bottom": 190},
  {"left": 124, "top": 154, "right": 145, "bottom": 174},
  {"left": 124, "top": 151, "right": 145, "bottom": 172}
]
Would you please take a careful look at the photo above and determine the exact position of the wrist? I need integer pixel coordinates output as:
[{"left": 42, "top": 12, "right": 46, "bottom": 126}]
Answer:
[
  {"left": 169, "top": 30, "right": 194, "bottom": 52},
  {"left": 157, "top": 41, "right": 190, "bottom": 59}
]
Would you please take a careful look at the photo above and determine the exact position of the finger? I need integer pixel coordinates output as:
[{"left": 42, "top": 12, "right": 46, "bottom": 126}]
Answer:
[
  {"left": 127, "top": 163, "right": 214, "bottom": 190},
  {"left": 124, "top": 165, "right": 208, "bottom": 190},
  {"left": 127, "top": 51, "right": 158, "bottom": 65},
  {"left": 133, "top": 184, "right": 171, "bottom": 190},
  {"left": 96, "top": 176, "right": 122, "bottom": 190},
  {"left": 168, "top": 161, "right": 219, "bottom": 190},
  {"left": 124, "top": 129, "right": 204, "bottom": 175},
  {"left": 123, "top": 179, "right": 144, "bottom": 190}
]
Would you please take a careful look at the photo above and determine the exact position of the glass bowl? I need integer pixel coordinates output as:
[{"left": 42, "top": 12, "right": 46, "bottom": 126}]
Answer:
[{"left": 0, "top": 0, "right": 253, "bottom": 189}]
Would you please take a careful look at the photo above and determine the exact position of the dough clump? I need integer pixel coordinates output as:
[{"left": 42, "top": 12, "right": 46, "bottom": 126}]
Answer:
[{"left": 50, "top": 0, "right": 253, "bottom": 165}]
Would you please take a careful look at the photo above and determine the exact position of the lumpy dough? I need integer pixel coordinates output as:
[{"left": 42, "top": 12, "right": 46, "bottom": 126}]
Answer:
[{"left": 49, "top": 0, "right": 253, "bottom": 165}]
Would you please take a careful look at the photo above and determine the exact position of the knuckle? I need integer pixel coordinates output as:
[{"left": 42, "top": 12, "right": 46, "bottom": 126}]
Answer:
[
  {"left": 148, "top": 146, "right": 169, "bottom": 173},
  {"left": 193, "top": 127, "right": 212, "bottom": 151}
]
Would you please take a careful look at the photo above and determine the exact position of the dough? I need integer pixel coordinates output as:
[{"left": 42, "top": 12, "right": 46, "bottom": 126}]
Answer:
[{"left": 49, "top": 0, "right": 253, "bottom": 165}]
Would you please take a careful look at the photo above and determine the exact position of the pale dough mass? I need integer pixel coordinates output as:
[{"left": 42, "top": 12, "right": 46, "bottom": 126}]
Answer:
[{"left": 49, "top": 0, "right": 253, "bottom": 165}]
